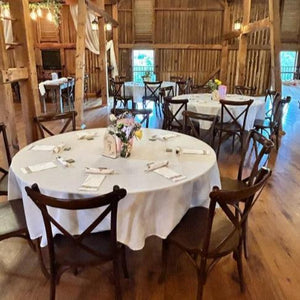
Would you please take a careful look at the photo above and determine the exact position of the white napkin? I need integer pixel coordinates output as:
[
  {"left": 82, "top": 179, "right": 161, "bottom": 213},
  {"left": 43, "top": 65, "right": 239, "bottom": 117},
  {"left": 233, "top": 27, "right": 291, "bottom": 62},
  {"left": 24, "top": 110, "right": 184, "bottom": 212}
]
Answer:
[
  {"left": 30, "top": 145, "right": 56, "bottom": 151},
  {"left": 53, "top": 144, "right": 66, "bottom": 153},
  {"left": 77, "top": 131, "right": 96, "bottom": 140},
  {"left": 56, "top": 156, "right": 70, "bottom": 167},
  {"left": 85, "top": 167, "right": 115, "bottom": 175},
  {"left": 154, "top": 167, "right": 186, "bottom": 182},
  {"left": 38, "top": 82, "right": 46, "bottom": 96},
  {"left": 180, "top": 148, "right": 210, "bottom": 155},
  {"left": 21, "top": 162, "right": 57, "bottom": 174},
  {"left": 145, "top": 160, "right": 169, "bottom": 172},
  {"left": 156, "top": 133, "right": 178, "bottom": 141},
  {"left": 79, "top": 174, "right": 106, "bottom": 191}
]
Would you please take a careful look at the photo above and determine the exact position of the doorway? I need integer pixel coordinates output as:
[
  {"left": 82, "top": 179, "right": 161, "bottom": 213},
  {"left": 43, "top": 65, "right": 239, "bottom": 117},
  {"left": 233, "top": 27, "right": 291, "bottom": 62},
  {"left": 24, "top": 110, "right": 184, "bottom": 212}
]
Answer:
[
  {"left": 132, "top": 50, "right": 155, "bottom": 83},
  {"left": 280, "top": 51, "right": 298, "bottom": 81}
]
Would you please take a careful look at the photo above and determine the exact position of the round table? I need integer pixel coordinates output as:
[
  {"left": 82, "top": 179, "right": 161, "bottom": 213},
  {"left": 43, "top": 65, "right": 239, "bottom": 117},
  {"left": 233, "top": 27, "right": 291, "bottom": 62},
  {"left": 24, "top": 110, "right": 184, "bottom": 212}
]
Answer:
[
  {"left": 172, "top": 93, "right": 265, "bottom": 130},
  {"left": 8, "top": 128, "right": 220, "bottom": 250}
]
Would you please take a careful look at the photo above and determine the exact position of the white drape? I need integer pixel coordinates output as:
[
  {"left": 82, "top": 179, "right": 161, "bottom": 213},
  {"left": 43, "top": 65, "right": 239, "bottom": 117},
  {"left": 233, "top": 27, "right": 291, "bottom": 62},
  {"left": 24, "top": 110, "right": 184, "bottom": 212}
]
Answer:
[
  {"left": 2, "top": 11, "right": 14, "bottom": 48},
  {"left": 69, "top": 4, "right": 119, "bottom": 78}
]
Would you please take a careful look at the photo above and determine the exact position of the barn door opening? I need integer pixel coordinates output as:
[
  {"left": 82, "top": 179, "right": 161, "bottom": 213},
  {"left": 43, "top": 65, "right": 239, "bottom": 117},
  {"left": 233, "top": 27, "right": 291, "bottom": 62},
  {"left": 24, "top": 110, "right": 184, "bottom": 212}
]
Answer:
[
  {"left": 132, "top": 50, "right": 155, "bottom": 83},
  {"left": 280, "top": 51, "right": 298, "bottom": 81}
]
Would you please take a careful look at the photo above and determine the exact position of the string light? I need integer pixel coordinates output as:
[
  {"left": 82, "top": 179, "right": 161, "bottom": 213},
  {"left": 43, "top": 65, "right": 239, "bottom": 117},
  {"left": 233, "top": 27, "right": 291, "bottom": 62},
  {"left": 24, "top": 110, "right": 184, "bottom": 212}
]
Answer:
[
  {"left": 47, "top": 10, "right": 53, "bottom": 22},
  {"left": 30, "top": 10, "right": 37, "bottom": 21},
  {"left": 3, "top": 7, "right": 10, "bottom": 18},
  {"left": 91, "top": 18, "right": 98, "bottom": 31},
  {"left": 37, "top": 7, "right": 42, "bottom": 17},
  {"left": 106, "top": 23, "right": 112, "bottom": 31},
  {"left": 234, "top": 18, "right": 242, "bottom": 30}
]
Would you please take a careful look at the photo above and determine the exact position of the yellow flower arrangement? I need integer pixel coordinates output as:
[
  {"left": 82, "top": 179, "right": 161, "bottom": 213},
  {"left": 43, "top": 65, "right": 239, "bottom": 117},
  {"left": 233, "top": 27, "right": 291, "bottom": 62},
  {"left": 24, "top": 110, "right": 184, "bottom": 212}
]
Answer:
[{"left": 207, "top": 79, "right": 222, "bottom": 92}]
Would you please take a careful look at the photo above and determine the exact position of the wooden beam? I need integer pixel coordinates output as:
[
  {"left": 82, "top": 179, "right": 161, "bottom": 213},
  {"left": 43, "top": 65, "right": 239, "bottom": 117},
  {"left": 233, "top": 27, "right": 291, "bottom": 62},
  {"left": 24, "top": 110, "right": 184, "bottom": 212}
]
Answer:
[
  {"left": 281, "top": 43, "right": 300, "bottom": 51},
  {"left": 85, "top": 0, "right": 119, "bottom": 27},
  {"left": 112, "top": 4, "right": 119, "bottom": 66},
  {"left": 0, "top": 16, "right": 19, "bottom": 156},
  {"left": 9, "top": 0, "right": 40, "bottom": 143},
  {"left": 242, "top": 17, "right": 270, "bottom": 34},
  {"left": 74, "top": 0, "right": 87, "bottom": 126},
  {"left": 153, "top": 8, "right": 224, "bottom": 11},
  {"left": 0, "top": 68, "right": 28, "bottom": 84},
  {"left": 223, "top": 30, "right": 241, "bottom": 41},
  {"left": 269, "top": 0, "right": 282, "bottom": 93},
  {"left": 119, "top": 43, "right": 223, "bottom": 50},
  {"left": 36, "top": 42, "right": 76, "bottom": 49},
  {"left": 97, "top": 0, "right": 108, "bottom": 106},
  {"left": 200, "top": 67, "right": 221, "bottom": 86}
]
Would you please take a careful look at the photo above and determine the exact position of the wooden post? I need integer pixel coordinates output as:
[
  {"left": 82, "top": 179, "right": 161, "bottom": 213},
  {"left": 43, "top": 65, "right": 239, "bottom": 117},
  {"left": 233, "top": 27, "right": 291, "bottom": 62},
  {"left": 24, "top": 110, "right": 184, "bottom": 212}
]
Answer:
[
  {"left": 236, "top": 0, "right": 252, "bottom": 86},
  {"left": 74, "top": 0, "right": 87, "bottom": 126},
  {"left": 97, "top": 0, "right": 109, "bottom": 106},
  {"left": 0, "top": 19, "right": 19, "bottom": 156},
  {"left": 269, "top": 0, "right": 282, "bottom": 93},
  {"left": 112, "top": 4, "right": 119, "bottom": 67},
  {"left": 9, "top": 0, "right": 40, "bottom": 143},
  {"left": 220, "top": 1, "right": 230, "bottom": 84}
]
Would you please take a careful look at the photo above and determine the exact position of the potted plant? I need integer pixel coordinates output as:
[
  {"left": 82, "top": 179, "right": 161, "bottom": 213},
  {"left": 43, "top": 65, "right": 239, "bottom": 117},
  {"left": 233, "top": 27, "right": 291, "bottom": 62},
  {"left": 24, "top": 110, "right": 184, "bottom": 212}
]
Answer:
[{"left": 142, "top": 71, "right": 151, "bottom": 82}]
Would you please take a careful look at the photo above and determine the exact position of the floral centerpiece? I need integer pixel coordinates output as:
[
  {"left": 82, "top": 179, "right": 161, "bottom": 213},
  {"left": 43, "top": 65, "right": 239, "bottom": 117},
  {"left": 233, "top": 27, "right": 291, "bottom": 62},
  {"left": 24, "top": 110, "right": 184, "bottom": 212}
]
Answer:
[
  {"left": 108, "top": 112, "right": 143, "bottom": 157},
  {"left": 207, "top": 79, "right": 222, "bottom": 101}
]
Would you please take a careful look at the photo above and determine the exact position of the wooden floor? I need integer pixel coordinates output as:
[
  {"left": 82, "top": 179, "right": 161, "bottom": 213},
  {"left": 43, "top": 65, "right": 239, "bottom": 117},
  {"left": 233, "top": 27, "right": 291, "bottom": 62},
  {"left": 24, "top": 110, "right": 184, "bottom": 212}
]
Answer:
[{"left": 0, "top": 87, "right": 300, "bottom": 300}]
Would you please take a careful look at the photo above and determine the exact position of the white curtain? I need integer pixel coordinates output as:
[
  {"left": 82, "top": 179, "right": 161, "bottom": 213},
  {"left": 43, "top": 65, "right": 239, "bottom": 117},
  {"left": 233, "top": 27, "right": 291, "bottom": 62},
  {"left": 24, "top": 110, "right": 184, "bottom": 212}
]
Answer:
[
  {"left": 69, "top": 4, "right": 119, "bottom": 78},
  {"left": 2, "top": 10, "right": 14, "bottom": 48}
]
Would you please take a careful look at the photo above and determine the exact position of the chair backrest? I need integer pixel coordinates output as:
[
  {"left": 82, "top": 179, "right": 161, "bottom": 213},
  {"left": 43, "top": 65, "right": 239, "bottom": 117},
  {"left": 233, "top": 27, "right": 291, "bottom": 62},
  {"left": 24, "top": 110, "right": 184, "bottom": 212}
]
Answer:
[
  {"left": 190, "top": 84, "right": 210, "bottom": 94},
  {"left": 234, "top": 85, "right": 256, "bottom": 96},
  {"left": 159, "top": 85, "right": 175, "bottom": 98},
  {"left": 34, "top": 111, "right": 77, "bottom": 138},
  {"left": 265, "top": 90, "right": 280, "bottom": 120},
  {"left": 163, "top": 96, "right": 188, "bottom": 131},
  {"left": 182, "top": 110, "right": 218, "bottom": 146},
  {"left": 111, "top": 108, "right": 152, "bottom": 128},
  {"left": 0, "top": 123, "right": 11, "bottom": 166},
  {"left": 176, "top": 80, "right": 189, "bottom": 95},
  {"left": 219, "top": 99, "right": 254, "bottom": 131},
  {"left": 238, "top": 129, "right": 274, "bottom": 185},
  {"left": 170, "top": 75, "right": 183, "bottom": 82},
  {"left": 273, "top": 96, "right": 291, "bottom": 126},
  {"left": 203, "top": 167, "right": 272, "bottom": 257},
  {"left": 111, "top": 80, "right": 126, "bottom": 99},
  {"left": 144, "top": 81, "right": 162, "bottom": 99},
  {"left": 25, "top": 184, "right": 127, "bottom": 272}
]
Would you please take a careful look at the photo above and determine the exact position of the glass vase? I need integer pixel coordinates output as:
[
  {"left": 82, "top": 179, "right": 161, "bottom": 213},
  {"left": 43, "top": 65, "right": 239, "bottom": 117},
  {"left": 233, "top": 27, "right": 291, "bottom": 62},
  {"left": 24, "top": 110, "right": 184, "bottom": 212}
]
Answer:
[{"left": 120, "top": 138, "right": 133, "bottom": 158}]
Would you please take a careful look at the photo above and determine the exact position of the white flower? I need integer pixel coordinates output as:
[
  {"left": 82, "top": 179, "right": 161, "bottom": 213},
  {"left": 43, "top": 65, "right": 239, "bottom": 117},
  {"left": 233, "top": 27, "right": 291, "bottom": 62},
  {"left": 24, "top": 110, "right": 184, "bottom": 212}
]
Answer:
[{"left": 109, "top": 114, "right": 117, "bottom": 122}]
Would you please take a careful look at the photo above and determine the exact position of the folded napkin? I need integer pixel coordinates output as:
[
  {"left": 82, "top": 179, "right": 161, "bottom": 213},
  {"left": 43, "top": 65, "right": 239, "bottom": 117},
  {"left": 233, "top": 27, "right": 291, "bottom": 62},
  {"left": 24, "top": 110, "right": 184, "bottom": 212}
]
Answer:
[
  {"left": 85, "top": 167, "right": 115, "bottom": 175},
  {"left": 79, "top": 174, "right": 106, "bottom": 192},
  {"left": 21, "top": 161, "right": 57, "bottom": 174},
  {"left": 56, "top": 156, "right": 70, "bottom": 167},
  {"left": 77, "top": 131, "right": 96, "bottom": 140},
  {"left": 156, "top": 133, "right": 178, "bottom": 141},
  {"left": 154, "top": 167, "right": 186, "bottom": 182},
  {"left": 145, "top": 160, "right": 169, "bottom": 172},
  {"left": 53, "top": 144, "right": 66, "bottom": 153},
  {"left": 30, "top": 145, "right": 56, "bottom": 151},
  {"left": 177, "top": 148, "right": 210, "bottom": 155}
]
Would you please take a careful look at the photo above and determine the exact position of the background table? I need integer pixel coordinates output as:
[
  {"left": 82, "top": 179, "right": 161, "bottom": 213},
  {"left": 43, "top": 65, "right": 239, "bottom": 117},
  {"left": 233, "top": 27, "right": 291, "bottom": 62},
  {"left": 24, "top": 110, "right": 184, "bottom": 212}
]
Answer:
[
  {"left": 124, "top": 81, "right": 177, "bottom": 103},
  {"left": 8, "top": 128, "right": 220, "bottom": 250},
  {"left": 172, "top": 93, "right": 265, "bottom": 130}
]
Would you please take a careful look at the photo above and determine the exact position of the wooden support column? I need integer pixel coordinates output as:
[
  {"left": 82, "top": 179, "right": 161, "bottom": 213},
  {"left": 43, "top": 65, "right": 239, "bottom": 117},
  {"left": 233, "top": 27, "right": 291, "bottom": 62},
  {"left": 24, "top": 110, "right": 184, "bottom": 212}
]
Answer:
[
  {"left": 220, "top": 1, "right": 230, "bottom": 84},
  {"left": 269, "top": 0, "right": 282, "bottom": 93},
  {"left": 0, "top": 20, "right": 19, "bottom": 157},
  {"left": 236, "top": 0, "right": 251, "bottom": 86},
  {"left": 112, "top": 4, "right": 119, "bottom": 67},
  {"left": 74, "top": 0, "right": 87, "bottom": 126},
  {"left": 9, "top": 0, "right": 40, "bottom": 143},
  {"left": 97, "top": 0, "right": 108, "bottom": 106}
]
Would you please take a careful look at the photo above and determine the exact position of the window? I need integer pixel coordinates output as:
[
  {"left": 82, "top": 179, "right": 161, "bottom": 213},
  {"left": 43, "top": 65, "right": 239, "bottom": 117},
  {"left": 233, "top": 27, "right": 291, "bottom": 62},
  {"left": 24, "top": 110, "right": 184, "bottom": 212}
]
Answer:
[
  {"left": 132, "top": 50, "right": 155, "bottom": 83},
  {"left": 280, "top": 51, "right": 298, "bottom": 81}
]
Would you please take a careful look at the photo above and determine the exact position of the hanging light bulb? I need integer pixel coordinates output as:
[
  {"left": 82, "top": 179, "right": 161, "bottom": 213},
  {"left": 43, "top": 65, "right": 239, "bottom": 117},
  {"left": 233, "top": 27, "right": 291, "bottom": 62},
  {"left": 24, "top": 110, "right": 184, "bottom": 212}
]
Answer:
[
  {"left": 37, "top": 7, "right": 42, "bottom": 17},
  {"left": 30, "top": 10, "right": 37, "bottom": 21},
  {"left": 91, "top": 18, "right": 99, "bottom": 31},
  {"left": 106, "top": 23, "right": 112, "bottom": 31},
  {"left": 3, "top": 7, "right": 10, "bottom": 18},
  {"left": 234, "top": 18, "right": 242, "bottom": 31},
  {"left": 47, "top": 10, "right": 53, "bottom": 22}
]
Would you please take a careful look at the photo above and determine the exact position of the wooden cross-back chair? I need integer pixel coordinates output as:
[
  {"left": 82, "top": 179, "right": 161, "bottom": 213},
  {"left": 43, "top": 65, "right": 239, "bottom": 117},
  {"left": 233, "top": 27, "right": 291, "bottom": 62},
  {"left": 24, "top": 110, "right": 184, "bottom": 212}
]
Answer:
[
  {"left": 0, "top": 123, "right": 11, "bottom": 196},
  {"left": 182, "top": 111, "right": 218, "bottom": 147},
  {"left": 111, "top": 108, "right": 153, "bottom": 128},
  {"left": 170, "top": 75, "right": 183, "bottom": 82},
  {"left": 264, "top": 89, "right": 280, "bottom": 121},
  {"left": 213, "top": 99, "right": 254, "bottom": 158},
  {"left": 61, "top": 77, "right": 75, "bottom": 110},
  {"left": 34, "top": 111, "right": 77, "bottom": 138},
  {"left": 234, "top": 85, "right": 256, "bottom": 96},
  {"left": 111, "top": 80, "right": 133, "bottom": 109},
  {"left": 163, "top": 96, "right": 188, "bottom": 132},
  {"left": 221, "top": 129, "right": 274, "bottom": 258},
  {"left": 25, "top": 184, "right": 128, "bottom": 300},
  {"left": 190, "top": 84, "right": 210, "bottom": 94},
  {"left": 176, "top": 80, "right": 190, "bottom": 95},
  {"left": 142, "top": 81, "right": 162, "bottom": 112},
  {"left": 255, "top": 96, "right": 291, "bottom": 150},
  {"left": 160, "top": 167, "right": 272, "bottom": 300}
]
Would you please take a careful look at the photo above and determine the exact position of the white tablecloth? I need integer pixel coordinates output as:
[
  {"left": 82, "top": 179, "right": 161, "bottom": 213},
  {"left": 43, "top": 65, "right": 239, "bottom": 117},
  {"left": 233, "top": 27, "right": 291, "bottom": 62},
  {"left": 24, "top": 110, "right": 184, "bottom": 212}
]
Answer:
[
  {"left": 8, "top": 128, "right": 220, "bottom": 250},
  {"left": 124, "top": 81, "right": 177, "bottom": 103},
  {"left": 38, "top": 77, "right": 68, "bottom": 96},
  {"left": 172, "top": 93, "right": 265, "bottom": 130}
]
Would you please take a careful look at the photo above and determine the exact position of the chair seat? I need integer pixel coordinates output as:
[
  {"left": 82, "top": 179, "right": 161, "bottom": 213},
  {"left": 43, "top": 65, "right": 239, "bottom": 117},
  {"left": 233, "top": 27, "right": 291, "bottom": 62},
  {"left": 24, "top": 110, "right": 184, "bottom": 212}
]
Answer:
[
  {"left": 167, "top": 207, "right": 239, "bottom": 255},
  {"left": 0, "top": 173, "right": 8, "bottom": 195},
  {"left": 215, "top": 122, "right": 242, "bottom": 132},
  {"left": 221, "top": 177, "right": 248, "bottom": 191},
  {"left": 54, "top": 230, "right": 114, "bottom": 266},
  {"left": 254, "top": 118, "right": 274, "bottom": 129},
  {"left": 0, "top": 199, "right": 28, "bottom": 240}
]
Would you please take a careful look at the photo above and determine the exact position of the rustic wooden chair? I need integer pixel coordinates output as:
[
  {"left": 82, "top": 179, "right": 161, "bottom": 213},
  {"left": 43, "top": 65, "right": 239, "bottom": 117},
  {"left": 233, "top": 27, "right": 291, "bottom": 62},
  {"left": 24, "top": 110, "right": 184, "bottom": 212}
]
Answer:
[
  {"left": 142, "top": 81, "right": 162, "bottom": 114},
  {"left": 163, "top": 96, "right": 188, "bottom": 132},
  {"left": 176, "top": 80, "right": 190, "bottom": 95},
  {"left": 160, "top": 167, "right": 272, "bottom": 300},
  {"left": 25, "top": 184, "right": 128, "bottom": 300},
  {"left": 61, "top": 77, "right": 75, "bottom": 110},
  {"left": 264, "top": 90, "right": 280, "bottom": 121},
  {"left": 221, "top": 129, "right": 274, "bottom": 258},
  {"left": 234, "top": 85, "right": 256, "bottom": 96},
  {"left": 84, "top": 74, "right": 89, "bottom": 102},
  {"left": 111, "top": 80, "right": 133, "bottom": 109},
  {"left": 159, "top": 85, "right": 174, "bottom": 107},
  {"left": 111, "top": 108, "right": 153, "bottom": 128},
  {"left": 34, "top": 111, "right": 77, "bottom": 138},
  {"left": 0, "top": 123, "right": 33, "bottom": 248},
  {"left": 182, "top": 111, "right": 219, "bottom": 147},
  {"left": 190, "top": 84, "right": 210, "bottom": 94},
  {"left": 213, "top": 99, "right": 254, "bottom": 158},
  {"left": 170, "top": 75, "right": 183, "bottom": 82},
  {"left": 254, "top": 96, "right": 291, "bottom": 150}
]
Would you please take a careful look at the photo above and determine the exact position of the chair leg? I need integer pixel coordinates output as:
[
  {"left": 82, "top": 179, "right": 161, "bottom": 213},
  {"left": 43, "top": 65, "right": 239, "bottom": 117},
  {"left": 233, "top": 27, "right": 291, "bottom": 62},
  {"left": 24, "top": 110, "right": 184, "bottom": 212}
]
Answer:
[
  {"left": 159, "top": 240, "right": 169, "bottom": 283},
  {"left": 35, "top": 239, "right": 50, "bottom": 279},
  {"left": 121, "top": 244, "right": 129, "bottom": 278},
  {"left": 196, "top": 258, "right": 206, "bottom": 300},
  {"left": 216, "top": 131, "right": 222, "bottom": 158},
  {"left": 113, "top": 257, "right": 122, "bottom": 300},
  {"left": 235, "top": 247, "right": 245, "bottom": 293},
  {"left": 50, "top": 274, "right": 56, "bottom": 300}
]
